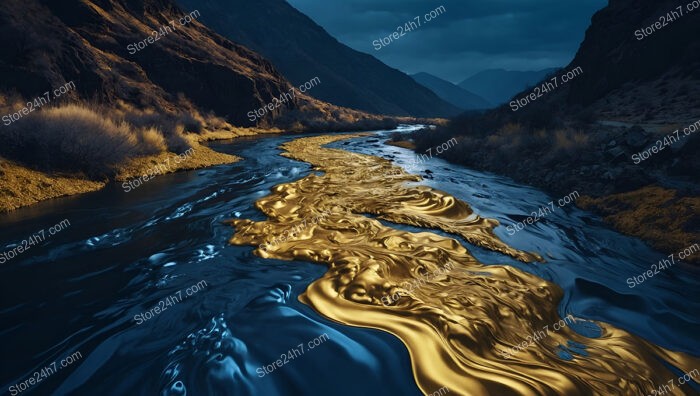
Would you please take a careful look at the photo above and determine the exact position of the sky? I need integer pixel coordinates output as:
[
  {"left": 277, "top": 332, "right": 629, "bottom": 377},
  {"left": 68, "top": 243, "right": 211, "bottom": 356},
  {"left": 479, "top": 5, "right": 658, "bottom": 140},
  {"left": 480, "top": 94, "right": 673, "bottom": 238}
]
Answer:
[{"left": 286, "top": 0, "right": 607, "bottom": 84}]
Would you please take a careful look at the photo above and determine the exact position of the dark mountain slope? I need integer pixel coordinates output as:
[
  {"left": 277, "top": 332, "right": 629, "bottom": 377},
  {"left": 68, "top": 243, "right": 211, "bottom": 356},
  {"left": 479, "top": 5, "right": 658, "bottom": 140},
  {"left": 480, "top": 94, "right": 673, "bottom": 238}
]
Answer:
[
  {"left": 0, "top": 0, "right": 399, "bottom": 212},
  {"left": 564, "top": 0, "right": 700, "bottom": 108},
  {"left": 177, "top": 0, "right": 460, "bottom": 118},
  {"left": 402, "top": 0, "right": 700, "bottom": 261},
  {"left": 0, "top": 0, "right": 390, "bottom": 128},
  {"left": 0, "top": 0, "right": 294, "bottom": 126},
  {"left": 411, "top": 73, "right": 491, "bottom": 111}
]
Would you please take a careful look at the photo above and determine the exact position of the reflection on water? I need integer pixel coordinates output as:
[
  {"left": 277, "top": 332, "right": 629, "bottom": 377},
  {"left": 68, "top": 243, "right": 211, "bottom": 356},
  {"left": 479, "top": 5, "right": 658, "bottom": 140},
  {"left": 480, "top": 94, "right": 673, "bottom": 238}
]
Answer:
[
  {"left": 230, "top": 134, "right": 700, "bottom": 395},
  {"left": 1, "top": 127, "right": 698, "bottom": 395}
]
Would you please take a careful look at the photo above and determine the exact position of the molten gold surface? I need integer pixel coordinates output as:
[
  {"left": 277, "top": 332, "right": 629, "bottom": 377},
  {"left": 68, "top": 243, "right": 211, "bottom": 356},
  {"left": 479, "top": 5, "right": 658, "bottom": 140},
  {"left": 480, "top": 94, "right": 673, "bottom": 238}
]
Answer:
[{"left": 229, "top": 134, "right": 699, "bottom": 395}]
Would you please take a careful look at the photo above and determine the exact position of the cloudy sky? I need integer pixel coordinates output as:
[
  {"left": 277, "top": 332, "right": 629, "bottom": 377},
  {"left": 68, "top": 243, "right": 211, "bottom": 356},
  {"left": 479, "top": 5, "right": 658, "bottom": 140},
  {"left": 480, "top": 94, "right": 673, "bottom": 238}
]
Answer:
[{"left": 286, "top": 0, "right": 606, "bottom": 83}]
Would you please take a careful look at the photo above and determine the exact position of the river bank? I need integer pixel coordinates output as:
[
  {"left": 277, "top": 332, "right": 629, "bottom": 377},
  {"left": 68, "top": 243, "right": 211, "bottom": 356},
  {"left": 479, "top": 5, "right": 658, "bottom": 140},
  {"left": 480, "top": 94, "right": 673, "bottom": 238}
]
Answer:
[
  {"left": 0, "top": 119, "right": 414, "bottom": 213},
  {"left": 395, "top": 121, "right": 700, "bottom": 264},
  {"left": 2, "top": 129, "right": 698, "bottom": 395},
  {"left": 0, "top": 127, "right": 285, "bottom": 213}
]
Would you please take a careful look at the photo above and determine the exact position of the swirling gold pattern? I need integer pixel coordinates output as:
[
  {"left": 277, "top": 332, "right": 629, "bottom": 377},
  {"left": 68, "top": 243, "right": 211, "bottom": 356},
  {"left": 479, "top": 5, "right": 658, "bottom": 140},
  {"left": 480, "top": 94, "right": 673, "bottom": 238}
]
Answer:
[{"left": 228, "top": 134, "right": 699, "bottom": 395}]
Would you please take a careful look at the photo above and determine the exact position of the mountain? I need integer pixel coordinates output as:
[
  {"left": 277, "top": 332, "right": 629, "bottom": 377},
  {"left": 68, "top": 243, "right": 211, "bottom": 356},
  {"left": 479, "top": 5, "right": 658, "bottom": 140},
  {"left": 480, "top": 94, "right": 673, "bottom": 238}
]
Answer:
[
  {"left": 458, "top": 68, "right": 559, "bottom": 105},
  {"left": 0, "top": 0, "right": 289, "bottom": 126},
  {"left": 0, "top": 0, "right": 388, "bottom": 128},
  {"left": 406, "top": 0, "right": 700, "bottom": 262},
  {"left": 0, "top": 0, "right": 399, "bottom": 212},
  {"left": 552, "top": 0, "right": 700, "bottom": 122},
  {"left": 410, "top": 73, "right": 492, "bottom": 111},
  {"left": 176, "top": 0, "right": 461, "bottom": 118}
]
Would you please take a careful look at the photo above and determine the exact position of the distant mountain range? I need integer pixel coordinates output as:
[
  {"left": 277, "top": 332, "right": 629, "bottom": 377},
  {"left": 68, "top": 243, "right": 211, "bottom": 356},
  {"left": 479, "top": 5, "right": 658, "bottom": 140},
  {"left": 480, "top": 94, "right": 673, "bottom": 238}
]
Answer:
[
  {"left": 410, "top": 73, "right": 491, "bottom": 111},
  {"left": 458, "top": 68, "right": 559, "bottom": 105},
  {"left": 176, "top": 0, "right": 461, "bottom": 118}
]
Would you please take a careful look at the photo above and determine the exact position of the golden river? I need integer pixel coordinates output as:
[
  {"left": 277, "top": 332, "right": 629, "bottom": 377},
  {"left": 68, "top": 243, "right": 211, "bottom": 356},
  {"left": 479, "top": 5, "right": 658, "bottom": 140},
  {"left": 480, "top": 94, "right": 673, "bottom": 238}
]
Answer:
[{"left": 229, "top": 134, "right": 698, "bottom": 396}]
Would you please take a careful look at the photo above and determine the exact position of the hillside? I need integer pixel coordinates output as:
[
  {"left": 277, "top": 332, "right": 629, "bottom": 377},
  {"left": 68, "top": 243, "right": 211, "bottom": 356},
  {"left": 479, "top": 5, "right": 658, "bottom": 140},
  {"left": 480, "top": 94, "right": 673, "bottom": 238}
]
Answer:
[
  {"left": 401, "top": 0, "right": 700, "bottom": 262},
  {"left": 0, "top": 0, "right": 293, "bottom": 127},
  {"left": 0, "top": 0, "right": 397, "bottom": 212},
  {"left": 560, "top": 0, "right": 700, "bottom": 122},
  {"left": 176, "top": 0, "right": 461, "bottom": 118},
  {"left": 411, "top": 73, "right": 491, "bottom": 111},
  {"left": 0, "top": 0, "right": 396, "bottom": 129}
]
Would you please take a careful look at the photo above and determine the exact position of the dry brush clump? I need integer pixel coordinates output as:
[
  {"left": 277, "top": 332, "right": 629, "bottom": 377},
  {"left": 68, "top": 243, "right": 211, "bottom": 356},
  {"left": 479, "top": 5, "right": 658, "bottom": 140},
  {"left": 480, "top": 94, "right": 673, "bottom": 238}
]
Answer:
[
  {"left": 115, "top": 107, "right": 194, "bottom": 153},
  {"left": 0, "top": 104, "right": 202, "bottom": 177},
  {"left": 1, "top": 105, "right": 161, "bottom": 176}
]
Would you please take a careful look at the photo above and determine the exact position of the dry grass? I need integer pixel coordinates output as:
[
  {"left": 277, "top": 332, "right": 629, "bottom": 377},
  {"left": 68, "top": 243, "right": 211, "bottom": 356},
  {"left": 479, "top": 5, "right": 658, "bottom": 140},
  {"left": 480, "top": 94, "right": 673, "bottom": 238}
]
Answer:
[
  {"left": 0, "top": 139, "right": 241, "bottom": 212},
  {"left": 578, "top": 186, "right": 700, "bottom": 264},
  {"left": 0, "top": 102, "right": 246, "bottom": 212},
  {"left": 553, "top": 129, "right": 589, "bottom": 151},
  {"left": 0, "top": 159, "right": 106, "bottom": 212},
  {"left": 114, "top": 141, "right": 239, "bottom": 182},
  {"left": 500, "top": 122, "right": 524, "bottom": 136},
  {"left": 1, "top": 105, "right": 169, "bottom": 177}
]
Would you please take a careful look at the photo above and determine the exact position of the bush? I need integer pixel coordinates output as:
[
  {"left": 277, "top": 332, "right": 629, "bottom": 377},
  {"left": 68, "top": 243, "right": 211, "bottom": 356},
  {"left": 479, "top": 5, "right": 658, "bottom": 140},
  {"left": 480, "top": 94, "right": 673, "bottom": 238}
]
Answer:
[
  {"left": 163, "top": 124, "right": 193, "bottom": 153},
  {"left": 0, "top": 105, "right": 167, "bottom": 177},
  {"left": 178, "top": 112, "right": 204, "bottom": 133},
  {"left": 138, "top": 127, "right": 167, "bottom": 151},
  {"left": 118, "top": 108, "right": 193, "bottom": 152}
]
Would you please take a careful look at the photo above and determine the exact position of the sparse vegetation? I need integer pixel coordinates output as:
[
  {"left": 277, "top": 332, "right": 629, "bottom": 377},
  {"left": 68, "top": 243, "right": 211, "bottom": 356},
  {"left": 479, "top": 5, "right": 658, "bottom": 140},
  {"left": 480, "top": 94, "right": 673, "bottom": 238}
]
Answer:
[
  {"left": 0, "top": 104, "right": 205, "bottom": 177},
  {"left": 1, "top": 105, "right": 165, "bottom": 177},
  {"left": 0, "top": 100, "right": 244, "bottom": 212},
  {"left": 578, "top": 187, "right": 700, "bottom": 264},
  {"left": 274, "top": 102, "right": 399, "bottom": 132},
  {"left": 400, "top": 80, "right": 699, "bottom": 264}
]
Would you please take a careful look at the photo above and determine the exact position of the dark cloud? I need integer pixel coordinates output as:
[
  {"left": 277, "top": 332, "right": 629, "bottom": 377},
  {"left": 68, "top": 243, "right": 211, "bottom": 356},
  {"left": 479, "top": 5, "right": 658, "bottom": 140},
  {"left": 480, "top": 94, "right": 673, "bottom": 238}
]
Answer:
[{"left": 286, "top": 0, "right": 606, "bottom": 83}]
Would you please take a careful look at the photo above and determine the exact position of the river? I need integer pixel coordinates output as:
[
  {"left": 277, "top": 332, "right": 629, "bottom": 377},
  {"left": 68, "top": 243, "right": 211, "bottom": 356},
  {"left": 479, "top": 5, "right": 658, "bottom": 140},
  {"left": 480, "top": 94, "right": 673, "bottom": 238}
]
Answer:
[{"left": 1, "top": 126, "right": 698, "bottom": 395}]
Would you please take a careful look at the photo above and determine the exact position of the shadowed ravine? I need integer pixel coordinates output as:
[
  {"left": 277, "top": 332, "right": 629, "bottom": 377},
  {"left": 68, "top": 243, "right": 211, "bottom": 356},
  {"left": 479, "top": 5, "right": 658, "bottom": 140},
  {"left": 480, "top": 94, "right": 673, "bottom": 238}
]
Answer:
[{"left": 229, "top": 134, "right": 699, "bottom": 396}]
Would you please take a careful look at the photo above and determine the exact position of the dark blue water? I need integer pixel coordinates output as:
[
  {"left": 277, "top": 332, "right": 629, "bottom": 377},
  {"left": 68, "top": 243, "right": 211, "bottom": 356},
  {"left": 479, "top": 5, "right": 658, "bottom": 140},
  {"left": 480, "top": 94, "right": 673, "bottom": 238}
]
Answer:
[{"left": 1, "top": 126, "right": 698, "bottom": 396}]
